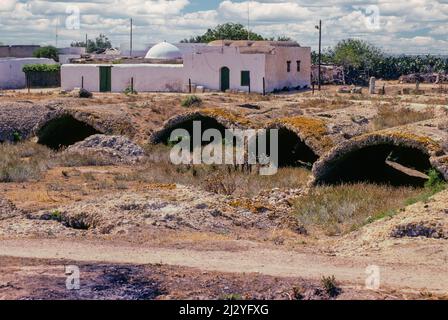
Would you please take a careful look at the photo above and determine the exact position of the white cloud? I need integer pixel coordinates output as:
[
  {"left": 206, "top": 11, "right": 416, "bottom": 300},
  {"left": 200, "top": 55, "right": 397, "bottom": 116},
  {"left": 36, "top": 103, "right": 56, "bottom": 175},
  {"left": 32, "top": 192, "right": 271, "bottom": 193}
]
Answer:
[
  {"left": 0, "top": 0, "right": 16, "bottom": 11},
  {"left": 0, "top": 0, "right": 446, "bottom": 54}
]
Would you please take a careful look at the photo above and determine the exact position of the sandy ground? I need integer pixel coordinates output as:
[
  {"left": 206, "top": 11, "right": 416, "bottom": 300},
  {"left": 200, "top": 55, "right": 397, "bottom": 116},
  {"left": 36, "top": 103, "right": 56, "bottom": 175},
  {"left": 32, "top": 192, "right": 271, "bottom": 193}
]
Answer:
[
  {"left": 0, "top": 238, "right": 447, "bottom": 297},
  {"left": 1, "top": 84, "right": 448, "bottom": 300}
]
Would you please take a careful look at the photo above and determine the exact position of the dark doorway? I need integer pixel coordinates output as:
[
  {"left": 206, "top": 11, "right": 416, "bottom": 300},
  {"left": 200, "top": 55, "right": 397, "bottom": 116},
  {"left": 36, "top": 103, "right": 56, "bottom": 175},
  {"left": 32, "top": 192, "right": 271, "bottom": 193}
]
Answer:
[
  {"left": 37, "top": 115, "right": 101, "bottom": 150},
  {"left": 99, "top": 66, "right": 112, "bottom": 92},
  {"left": 220, "top": 67, "right": 230, "bottom": 92},
  {"left": 317, "top": 145, "right": 433, "bottom": 187},
  {"left": 265, "top": 128, "right": 319, "bottom": 169}
]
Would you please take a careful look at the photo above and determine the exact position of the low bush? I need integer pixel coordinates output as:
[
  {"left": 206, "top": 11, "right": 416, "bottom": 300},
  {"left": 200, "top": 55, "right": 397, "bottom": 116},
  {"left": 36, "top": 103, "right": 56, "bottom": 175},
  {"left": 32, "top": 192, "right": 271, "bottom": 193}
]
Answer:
[
  {"left": 181, "top": 95, "right": 202, "bottom": 108},
  {"left": 23, "top": 64, "right": 60, "bottom": 73}
]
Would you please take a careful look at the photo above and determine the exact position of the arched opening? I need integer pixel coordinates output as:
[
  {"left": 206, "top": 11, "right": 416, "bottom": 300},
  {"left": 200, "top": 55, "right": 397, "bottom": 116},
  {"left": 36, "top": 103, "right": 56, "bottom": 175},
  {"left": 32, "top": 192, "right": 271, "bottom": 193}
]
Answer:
[
  {"left": 37, "top": 115, "right": 101, "bottom": 150},
  {"left": 264, "top": 128, "right": 319, "bottom": 169},
  {"left": 316, "top": 144, "right": 434, "bottom": 187},
  {"left": 220, "top": 67, "right": 230, "bottom": 92},
  {"left": 157, "top": 115, "right": 229, "bottom": 149}
]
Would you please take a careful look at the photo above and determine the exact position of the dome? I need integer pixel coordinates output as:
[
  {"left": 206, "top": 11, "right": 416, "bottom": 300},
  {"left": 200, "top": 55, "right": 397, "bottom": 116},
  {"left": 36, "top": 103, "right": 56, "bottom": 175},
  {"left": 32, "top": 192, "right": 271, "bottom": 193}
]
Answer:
[{"left": 145, "top": 42, "right": 182, "bottom": 60}]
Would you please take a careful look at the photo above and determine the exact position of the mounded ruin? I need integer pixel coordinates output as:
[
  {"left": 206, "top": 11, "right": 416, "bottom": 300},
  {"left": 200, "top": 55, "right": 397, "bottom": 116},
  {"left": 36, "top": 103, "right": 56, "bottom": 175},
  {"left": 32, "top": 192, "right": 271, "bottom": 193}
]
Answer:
[
  {"left": 312, "top": 119, "right": 448, "bottom": 186},
  {"left": 150, "top": 108, "right": 252, "bottom": 145}
]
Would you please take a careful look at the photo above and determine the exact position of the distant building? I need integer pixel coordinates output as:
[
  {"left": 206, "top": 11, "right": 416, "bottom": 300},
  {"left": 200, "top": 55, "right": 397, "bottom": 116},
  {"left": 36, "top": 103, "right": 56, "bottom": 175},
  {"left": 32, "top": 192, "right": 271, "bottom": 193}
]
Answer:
[
  {"left": 0, "top": 45, "right": 40, "bottom": 58},
  {"left": 61, "top": 41, "right": 311, "bottom": 94},
  {"left": 0, "top": 58, "right": 57, "bottom": 89}
]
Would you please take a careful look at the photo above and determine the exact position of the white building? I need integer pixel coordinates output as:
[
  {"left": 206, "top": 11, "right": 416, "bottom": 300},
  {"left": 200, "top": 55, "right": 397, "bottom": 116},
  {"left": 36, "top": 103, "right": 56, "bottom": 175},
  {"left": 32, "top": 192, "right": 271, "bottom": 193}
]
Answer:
[
  {"left": 0, "top": 58, "right": 57, "bottom": 89},
  {"left": 61, "top": 41, "right": 311, "bottom": 94}
]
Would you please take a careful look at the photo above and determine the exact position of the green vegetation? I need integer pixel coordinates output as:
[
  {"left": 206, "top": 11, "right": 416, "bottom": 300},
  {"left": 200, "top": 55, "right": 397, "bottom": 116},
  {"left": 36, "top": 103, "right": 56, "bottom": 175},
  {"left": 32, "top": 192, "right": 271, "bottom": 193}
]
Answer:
[
  {"left": 33, "top": 46, "right": 59, "bottom": 61},
  {"left": 71, "top": 34, "right": 112, "bottom": 54},
  {"left": 181, "top": 95, "right": 202, "bottom": 108},
  {"left": 49, "top": 210, "right": 63, "bottom": 221},
  {"left": 123, "top": 85, "right": 138, "bottom": 95},
  {"left": 221, "top": 293, "right": 243, "bottom": 300},
  {"left": 321, "top": 275, "right": 340, "bottom": 297},
  {"left": 22, "top": 64, "right": 60, "bottom": 73},
  {"left": 182, "top": 23, "right": 291, "bottom": 43},
  {"left": 313, "top": 39, "right": 448, "bottom": 84},
  {"left": 12, "top": 131, "right": 22, "bottom": 143}
]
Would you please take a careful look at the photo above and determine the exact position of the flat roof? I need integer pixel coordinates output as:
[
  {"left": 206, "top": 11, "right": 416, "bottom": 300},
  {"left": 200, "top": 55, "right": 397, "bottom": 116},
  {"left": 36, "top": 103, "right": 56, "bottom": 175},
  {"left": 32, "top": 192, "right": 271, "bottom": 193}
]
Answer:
[{"left": 62, "top": 63, "right": 184, "bottom": 68}]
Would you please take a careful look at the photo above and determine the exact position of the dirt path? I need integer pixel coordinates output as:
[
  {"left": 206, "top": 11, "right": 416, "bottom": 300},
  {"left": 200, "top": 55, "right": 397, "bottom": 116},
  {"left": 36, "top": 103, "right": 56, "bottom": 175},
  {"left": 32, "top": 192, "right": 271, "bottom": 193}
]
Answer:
[{"left": 1, "top": 239, "right": 446, "bottom": 294}]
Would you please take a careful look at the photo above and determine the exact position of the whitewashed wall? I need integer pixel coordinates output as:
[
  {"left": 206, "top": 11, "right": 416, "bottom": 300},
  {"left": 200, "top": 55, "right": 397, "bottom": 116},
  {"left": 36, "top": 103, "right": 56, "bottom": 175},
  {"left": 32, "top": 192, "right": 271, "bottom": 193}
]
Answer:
[
  {"left": 0, "top": 58, "right": 57, "bottom": 89},
  {"left": 183, "top": 47, "right": 266, "bottom": 93},
  {"left": 60, "top": 45, "right": 311, "bottom": 94},
  {"left": 112, "top": 64, "right": 184, "bottom": 92},
  {"left": 265, "top": 47, "right": 312, "bottom": 92},
  {"left": 61, "top": 64, "right": 101, "bottom": 92}
]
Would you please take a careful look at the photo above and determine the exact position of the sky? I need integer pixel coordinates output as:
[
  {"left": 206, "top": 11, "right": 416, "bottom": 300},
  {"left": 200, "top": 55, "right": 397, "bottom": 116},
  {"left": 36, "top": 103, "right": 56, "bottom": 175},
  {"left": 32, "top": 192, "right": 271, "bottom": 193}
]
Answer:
[{"left": 0, "top": 0, "right": 447, "bottom": 54}]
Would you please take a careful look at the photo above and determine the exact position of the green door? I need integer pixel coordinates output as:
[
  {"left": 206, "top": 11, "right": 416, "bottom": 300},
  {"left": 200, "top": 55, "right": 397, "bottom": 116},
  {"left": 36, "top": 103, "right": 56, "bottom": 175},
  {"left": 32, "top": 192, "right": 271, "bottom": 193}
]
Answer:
[
  {"left": 220, "top": 67, "right": 230, "bottom": 92},
  {"left": 99, "top": 66, "right": 112, "bottom": 92}
]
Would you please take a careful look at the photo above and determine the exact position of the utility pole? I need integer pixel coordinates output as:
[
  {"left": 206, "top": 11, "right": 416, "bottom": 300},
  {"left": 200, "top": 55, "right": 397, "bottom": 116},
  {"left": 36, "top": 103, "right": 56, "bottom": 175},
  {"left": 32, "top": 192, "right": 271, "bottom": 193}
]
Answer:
[
  {"left": 130, "top": 18, "right": 133, "bottom": 57},
  {"left": 247, "top": 1, "right": 250, "bottom": 41},
  {"left": 316, "top": 20, "right": 322, "bottom": 91},
  {"left": 55, "top": 17, "right": 59, "bottom": 48}
]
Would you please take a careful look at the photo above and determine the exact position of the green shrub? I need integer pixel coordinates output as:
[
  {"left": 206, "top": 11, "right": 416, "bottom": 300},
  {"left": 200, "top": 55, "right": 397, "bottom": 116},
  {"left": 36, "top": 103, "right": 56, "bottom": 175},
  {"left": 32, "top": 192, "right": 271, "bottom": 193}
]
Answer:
[
  {"left": 12, "top": 131, "right": 22, "bottom": 143},
  {"left": 79, "top": 88, "right": 93, "bottom": 98},
  {"left": 425, "top": 169, "right": 445, "bottom": 191},
  {"left": 33, "top": 46, "right": 59, "bottom": 61},
  {"left": 321, "top": 275, "right": 340, "bottom": 297},
  {"left": 181, "top": 95, "right": 202, "bottom": 108},
  {"left": 23, "top": 64, "right": 60, "bottom": 73},
  {"left": 123, "top": 85, "right": 138, "bottom": 95}
]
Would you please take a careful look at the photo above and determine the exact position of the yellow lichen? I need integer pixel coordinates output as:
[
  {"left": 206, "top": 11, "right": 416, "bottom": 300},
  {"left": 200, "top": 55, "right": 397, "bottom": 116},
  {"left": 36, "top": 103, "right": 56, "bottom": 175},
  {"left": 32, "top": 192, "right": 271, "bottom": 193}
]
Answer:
[
  {"left": 144, "top": 183, "right": 177, "bottom": 191},
  {"left": 358, "top": 131, "right": 442, "bottom": 153},
  {"left": 274, "top": 116, "right": 334, "bottom": 152},
  {"left": 229, "top": 199, "right": 271, "bottom": 213},
  {"left": 200, "top": 108, "right": 252, "bottom": 127}
]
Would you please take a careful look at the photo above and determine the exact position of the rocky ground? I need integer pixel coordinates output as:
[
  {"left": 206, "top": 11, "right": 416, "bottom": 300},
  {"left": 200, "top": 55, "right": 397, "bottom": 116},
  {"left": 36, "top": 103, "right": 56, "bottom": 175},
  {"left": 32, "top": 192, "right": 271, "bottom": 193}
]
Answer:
[{"left": 1, "top": 84, "right": 448, "bottom": 300}]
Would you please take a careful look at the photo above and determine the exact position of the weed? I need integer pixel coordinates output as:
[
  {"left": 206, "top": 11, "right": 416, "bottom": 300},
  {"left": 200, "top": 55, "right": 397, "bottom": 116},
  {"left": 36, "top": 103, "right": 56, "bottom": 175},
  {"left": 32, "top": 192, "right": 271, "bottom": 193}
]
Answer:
[
  {"left": 181, "top": 95, "right": 202, "bottom": 108},
  {"left": 321, "top": 275, "right": 340, "bottom": 297}
]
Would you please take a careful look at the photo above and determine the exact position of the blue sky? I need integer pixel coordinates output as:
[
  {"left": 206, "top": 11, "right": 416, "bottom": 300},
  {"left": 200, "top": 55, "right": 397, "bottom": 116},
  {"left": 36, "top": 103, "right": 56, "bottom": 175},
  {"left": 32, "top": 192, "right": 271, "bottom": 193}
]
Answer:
[{"left": 0, "top": 1, "right": 447, "bottom": 54}]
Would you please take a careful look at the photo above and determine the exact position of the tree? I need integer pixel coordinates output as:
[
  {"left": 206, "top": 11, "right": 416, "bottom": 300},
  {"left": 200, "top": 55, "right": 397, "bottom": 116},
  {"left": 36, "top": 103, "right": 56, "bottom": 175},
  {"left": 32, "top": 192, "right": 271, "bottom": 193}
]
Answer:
[
  {"left": 70, "top": 41, "right": 85, "bottom": 48},
  {"left": 275, "top": 36, "right": 292, "bottom": 42},
  {"left": 332, "top": 39, "right": 383, "bottom": 71},
  {"left": 72, "top": 34, "right": 112, "bottom": 53},
  {"left": 33, "top": 46, "right": 59, "bottom": 62},
  {"left": 181, "top": 23, "right": 266, "bottom": 43}
]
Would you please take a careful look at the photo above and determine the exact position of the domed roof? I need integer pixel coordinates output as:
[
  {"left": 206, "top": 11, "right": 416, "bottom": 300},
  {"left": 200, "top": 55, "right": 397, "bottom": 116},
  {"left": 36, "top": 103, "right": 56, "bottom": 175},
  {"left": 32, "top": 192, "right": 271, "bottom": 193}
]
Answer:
[{"left": 145, "top": 42, "right": 182, "bottom": 60}]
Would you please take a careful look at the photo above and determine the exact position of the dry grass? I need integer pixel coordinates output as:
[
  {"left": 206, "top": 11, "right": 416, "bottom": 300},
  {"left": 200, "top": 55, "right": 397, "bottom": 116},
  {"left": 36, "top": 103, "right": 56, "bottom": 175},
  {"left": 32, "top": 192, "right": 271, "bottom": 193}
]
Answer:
[
  {"left": 56, "top": 151, "right": 117, "bottom": 167},
  {"left": 0, "top": 142, "right": 53, "bottom": 183},
  {"left": 302, "top": 97, "right": 353, "bottom": 111},
  {"left": 292, "top": 183, "right": 424, "bottom": 236},
  {"left": 372, "top": 105, "right": 435, "bottom": 130},
  {"left": 121, "top": 144, "right": 311, "bottom": 197}
]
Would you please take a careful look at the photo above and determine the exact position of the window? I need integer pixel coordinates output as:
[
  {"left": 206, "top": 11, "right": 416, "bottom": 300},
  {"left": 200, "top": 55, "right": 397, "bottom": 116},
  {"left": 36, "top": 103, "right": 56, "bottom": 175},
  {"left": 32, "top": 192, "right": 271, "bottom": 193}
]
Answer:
[
  {"left": 297, "top": 60, "right": 301, "bottom": 72},
  {"left": 287, "top": 61, "right": 291, "bottom": 73},
  {"left": 241, "top": 71, "right": 250, "bottom": 86}
]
